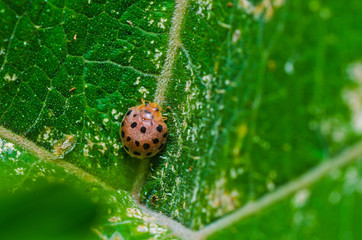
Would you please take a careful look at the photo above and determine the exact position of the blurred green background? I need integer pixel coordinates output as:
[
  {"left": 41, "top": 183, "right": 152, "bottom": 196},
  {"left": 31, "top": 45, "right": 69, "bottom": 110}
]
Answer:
[
  {"left": 0, "top": 183, "right": 98, "bottom": 240},
  {"left": 0, "top": 0, "right": 361, "bottom": 239}
]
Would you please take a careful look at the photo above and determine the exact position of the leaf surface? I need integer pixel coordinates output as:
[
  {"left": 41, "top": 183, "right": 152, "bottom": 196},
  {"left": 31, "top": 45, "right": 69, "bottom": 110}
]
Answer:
[{"left": 0, "top": 0, "right": 362, "bottom": 239}]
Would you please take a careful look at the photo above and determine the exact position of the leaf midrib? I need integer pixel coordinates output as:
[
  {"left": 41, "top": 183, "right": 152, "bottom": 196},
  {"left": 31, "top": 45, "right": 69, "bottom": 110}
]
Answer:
[{"left": 1, "top": 1, "right": 362, "bottom": 240}]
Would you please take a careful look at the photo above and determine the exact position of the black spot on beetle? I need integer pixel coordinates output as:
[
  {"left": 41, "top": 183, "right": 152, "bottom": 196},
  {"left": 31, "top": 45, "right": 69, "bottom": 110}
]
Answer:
[
  {"left": 131, "top": 122, "right": 137, "bottom": 128},
  {"left": 145, "top": 110, "right": 151, "bottom": 114},
  {"left": 121, "top": 121, "right": 124, "bottom": 127},
  {"left": 152, "top": 138, "right": 159, "bottom": 144},
  {"left": 140, "top": 126, "right": 146, "bottom": 133},
  {"left": 127, "top": 110, "right": 132, "bottom": 116},
  {"left": 163, "top": 132, "right": 168, "bottom": 138},
  {"left": 143, "top": 143, "right": 150, "bottom": 150},
  {"left": 133, "top": 151, "right": 141, "bottom": 156},
  {"left": 121, "top": 131, "right": 125, "bottom": 138},
  {"left": 158, "top": 143, "right": 164, "bottom": 150},
  {"left": 156, "top": 125, "right": 163, "bottom": 133},
  {"left": 126, "top": 136, "right": 131, "bottom": 141},
  {"left": 133, "top": 114, "right": 137, "bottom": 117},
  {"left": 124, "top": 146, "right": 129, "bottom": 151},
  {"left": 155, "top": 108, "right": 159, "bottom": 111},
  {"left": 135, "top": 140, "right": 140, "bottom": 147},
  {"left": 146, "top": 152, "right": 152, "bottom": 156}
]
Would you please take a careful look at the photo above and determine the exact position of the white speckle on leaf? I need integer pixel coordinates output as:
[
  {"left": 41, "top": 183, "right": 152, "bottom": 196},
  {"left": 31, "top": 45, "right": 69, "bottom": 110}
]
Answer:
[
  {"left": 157, "top": 18, "right": 167, "bottom": 29},
  {"left": 343, "top": 167, "right": 362, "bottom": 195},
  {"left": 239, "top": 0, "right": 253, "bottom": 10},
  {"left": 126, "top": 208, "right": 142, "bottom": 219},
  {"left": 4, "top": 73, "right": 17, "bottom": 82},
  {"left": 149, "top": 223, "right": 167, "bottom": 234},
  {"left": 137, "top": 225, "right": 148, "bottom": 232},
  {"left": 139, "top": 86, "right": 149, "bottom": 98},
  {"left": 267, "top": 180, "right": 275, "bottom": 191},
  {"left": 83, "top": 147, "right": 89, "bottom": 157},
  {"left": 196, "top": 0, "right": 212, "bottom": 19},
  {"left": 158, "top": 23, "right": 165, "bottom": 29},
  {"left": 37, "top": 126, "right": 58, "bottom": 146},
  {"left": 15, "top": 167, "right": 25, "bottom": 175},
  {"left": 134, "top": 76, "right": 141, "bottom": 85},
  {"left": 115, "top": 113, "right": 121, "bottom": 120},
  {"left": 185, "top": 80, "right": 191, "bottom": 92},
  {"left": 232, "top": 29, "right": 241, "bottom": 43},
  {"left": 202, "top": 75, "right": 212, "bottom": 101},
  {"left": 98, "top": 142, "right": 107, "bottom": 154},
  {"left": 202, "top": 75, "right": 211, "bottom": 83},
  {"left": 343, "top": 61, "right": 362, "bottom": 133},
  {"left": 208, "top": 173, "right": 240, "bottom": 216},
  {"left": 230, "top": 168, "right": 238, "bottom": 179},
  {"left": 218, "top": 22, "right": 231, "bottom": 29},
  {"left": 284, "top": 60, "right": 294, "bottom": 74},
  {"left": 292, "top": 189, "right": 310, "bottom": 208},
  {"left": 347, "top": 61, "right": 362, "bottom": 83},
  {"left": 154, "top": 49, "right": 163, "bottom": 60},
  {"left": 4, "top": 142, "right": 15, "bottom": 151},
  {"left": 240, "top": 0, "right": 285, "bottom": 21},
  {"left": 186, "top": 64, "right": 194, "bottom": 76},
  {"left": 42, "top": 127, "right": 51, "bottom": 140},
  {"left": 112, "top": 109, "right": 122, "bottom": 120},
  {"left": 108, "top": 216, "right": 121, "bottom": 223},
  {"left": 319, "top": 118, "right": 348, "bottom": 142}
]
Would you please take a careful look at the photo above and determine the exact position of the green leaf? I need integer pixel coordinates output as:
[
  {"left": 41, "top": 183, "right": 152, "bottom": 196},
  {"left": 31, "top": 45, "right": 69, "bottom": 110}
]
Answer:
[
  {"left": 1, "top": 0, "right": 362, "bottom": 239},
  {"left": 0, "top": 137, "right": 175, "bottom": 239},
  {"left": 208, "top": 164, "right": 362, "bottom": 240},
  {"left": 0, "top": 0, "right": 174, "bottom": 190},
  {"left": 0, "top": 183, "right": 98, "bottom": 240},
  {"left": 142, "top": 0, "right": 362, "bottom": 231}
]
